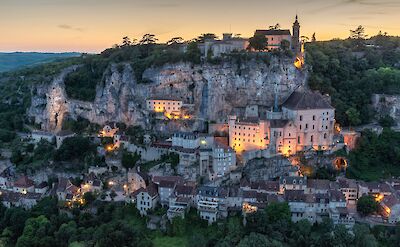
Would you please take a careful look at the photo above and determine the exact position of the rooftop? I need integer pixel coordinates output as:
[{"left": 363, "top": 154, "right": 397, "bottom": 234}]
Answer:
[
  {"left": 282, "top": 90, "right": 334, "bottom": 110},
  {"left": 255, "top": 29, "right": 291, "bottom": 36}
]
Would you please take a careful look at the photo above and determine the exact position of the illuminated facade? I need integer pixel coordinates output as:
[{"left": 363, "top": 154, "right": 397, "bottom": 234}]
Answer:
[
  {"left": 228, "top": 116, "right": 269, "bottom": 153},
  {"left": 228, "top": 90, "right": 335, "bottom": 156},
  {"left": 146, "top": 99, "right": 182, "bottom": 114}
]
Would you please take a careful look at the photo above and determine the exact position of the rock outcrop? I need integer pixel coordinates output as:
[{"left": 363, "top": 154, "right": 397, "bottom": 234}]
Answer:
[
  {"left": 372, "top": 93, "right": 400, "bottom": 126},
  {"left": 28, "top": 58, "right": 307, "bottom": 132}
]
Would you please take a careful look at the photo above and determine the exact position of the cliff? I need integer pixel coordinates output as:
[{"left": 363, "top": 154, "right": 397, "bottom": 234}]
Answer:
[{"left": 28, "top": 58, "right": 307, "bottom": 131}]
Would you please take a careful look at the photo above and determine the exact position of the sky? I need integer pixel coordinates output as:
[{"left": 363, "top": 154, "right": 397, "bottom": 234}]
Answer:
[{"left": 1, "top": 0, "right": 399, "bottom": 53}]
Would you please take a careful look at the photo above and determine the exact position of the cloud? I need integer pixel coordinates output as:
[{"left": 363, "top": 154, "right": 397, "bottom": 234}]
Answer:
[{"left": 58, "top": 24, "right": 84, "bottom": 32}]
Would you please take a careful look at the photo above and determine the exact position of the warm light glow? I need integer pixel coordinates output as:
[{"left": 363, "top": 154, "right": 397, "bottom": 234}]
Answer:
[
  {"left": 108, "top": 181, "right": 114, "bottom": 186},
  {"left": 294, "top": 56, "right": 304, "bottom": 69},
  {"left": 242, "top": 202, "right": 258, "bottom": 213},
  {"left": 375, "top": 194, "right": 384, "bottom": 202}
]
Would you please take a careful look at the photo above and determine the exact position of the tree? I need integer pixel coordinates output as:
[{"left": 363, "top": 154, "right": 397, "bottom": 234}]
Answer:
[
  {"left": 185, "top": 42, "right": 201, "bottom": 64},
  {"left": 83, "top": 192, "right": 97, "bottom": 205},
  {"left": 187, "top": 233, "right": 207, "bottom": 247},
  {"left": 237, "top": 233, "right": 270, "bottom": 247},
  {"left": 139, "top": 34, "right": 158, "bottom": 45},
  {"left": 167, "top": 37, "right": 184, "bottom": 46},
  {"left": 379, "top": 115, "right": 395, "bottom": 128},
  {"left": 55, "top": 221, "right": 78, "bottom": 245},
  {"left": 346, "top": 107, "right": 361, "bottom": 127},
  {"left": 350, "top": 25, "right": 367, "bottom": 40},
  {"left": 357, "top": 195, "right": 379, "bottom": 216},
  {"left": 265, "top": 202, "right": 291, "bottom": 223},
  {"left": 121, "top": 36, "right": 132, "bottom": 47},
  {"left": 16, "top": 215, "right": 53, "bottom": 247},
  {"left": 311, "top": 33, "right": 316, "bottom": 42},
  {"left": 196, "top": 33, "right": 217, "bottom": 43},
  {"left": 121, "top": 150, "right": 141, "bottom": 170},
  {"left": 249, "top": 34, "right": 267, "bottom": 51},
  {"left": 280, "top": 40, "right": 291, "bottom": 51},
  {"left": 269, "top": 23, "right": 281, "bottom": 30}
]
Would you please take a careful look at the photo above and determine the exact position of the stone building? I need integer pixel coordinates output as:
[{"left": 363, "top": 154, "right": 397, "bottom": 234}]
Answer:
[
  {"left": 228, "top": 116, "right": 269, "bottom": 153},
  {"left": 199, "top": 33, "right": 249, "bottom": 58},
  {"left": 253, "top": 15, "right": 300, "bottom": 52},
  {"left": 228, "top": 89, "right": 335, "bottom": 156},
  {"left": 146, "top": 99, "right": 183, "bottom": 115}
]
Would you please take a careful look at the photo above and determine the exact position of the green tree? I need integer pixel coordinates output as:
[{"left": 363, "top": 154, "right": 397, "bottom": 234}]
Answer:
[
  {"left": 346, "top": 107, "right": 361, "bottom": 127},
  {"left": 237, "top": 233, "right": 270, "bottom": 247},
  {"left": 185, "top": 42, "right": 201, "bottom": 64},
  {"left": 83, "top": 192, "right": 97, "bottom": 205},
  {"left": 139, "top": 34, "right": 158, "bottom": 45},
  {"left": 280, "top": 40, "right": 291, "bottom": 51},
  {"left": 249, "top": 34, "right": 267, "bottom": 51},
  {"left": 265, "top": 202, "right": 291, "bottom": 223},
  {"left": 16, "top": 215, "right": 53, "bottom": 247},
  {"left": 357, "top": 195, "right": 379, "bottom": 216},
  {"left": 196, "top": 33, "right": 217, "bottom": 43},
  {"left": 121, "top": 150, "right": 141, "bottom": 170}
]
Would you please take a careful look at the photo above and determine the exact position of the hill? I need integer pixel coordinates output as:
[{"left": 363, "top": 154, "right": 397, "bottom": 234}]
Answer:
[{"left": 0, "top": 52, "right": 81, "bottom": 72}]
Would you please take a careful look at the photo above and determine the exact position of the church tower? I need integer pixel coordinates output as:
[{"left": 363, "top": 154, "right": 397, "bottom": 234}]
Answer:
[{"left": 292, "top": 15, "right": 300, "bottom": 53}]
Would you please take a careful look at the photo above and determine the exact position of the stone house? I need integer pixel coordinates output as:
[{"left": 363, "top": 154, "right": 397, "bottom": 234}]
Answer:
[
  {"left": 13, "top": 176, "right": 35, "bottom": 194},
  {"left": 380, "top": 194, "right": 400, "bottom": 224},
  {"left": 134, "top": 184, "right": 159, "bottom": 216},
  {"left": 279, "top": 176, "right": 307, "bottom": 192},
  {"left": 56, "top": 177, "right": 80, "bottom": 202},
  {"left": 196, "top": 186, "right": 228, "bottom": 224}
]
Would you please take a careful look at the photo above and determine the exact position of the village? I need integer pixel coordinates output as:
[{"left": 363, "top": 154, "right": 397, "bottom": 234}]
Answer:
[{"left": 0, "top": 15, "right": 399, "bottom": 233}]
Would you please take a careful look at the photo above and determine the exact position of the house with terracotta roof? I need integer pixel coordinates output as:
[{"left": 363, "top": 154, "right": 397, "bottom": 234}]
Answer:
[
  {"left": 12, "top": 176, "right": 35, "bottom": 194},
  {"left": 380, "top": 194, "right": 400, "bottom": 224},
  {"left": 56, "top": 177, "right": 80, "bottom": 202},
  {"left": 0, "top": 189, "right": 42, "bottom": 209}
]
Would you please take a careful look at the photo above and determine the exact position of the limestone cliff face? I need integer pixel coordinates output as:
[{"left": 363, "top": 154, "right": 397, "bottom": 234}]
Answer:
[
  {"left": 372, "top": 94, "right": 400, "bottom": 126},
  {"left": 28, "top": 58, "right": 307, "bottom": 131}
]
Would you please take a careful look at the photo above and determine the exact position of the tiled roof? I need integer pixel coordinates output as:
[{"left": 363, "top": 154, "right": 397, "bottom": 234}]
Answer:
[
  {"left": 382, "top": 194, "right": 400, "bottom": 208},
  {"left": 14, "top": 176, "right": 34, "bottom": 188},
  {"left": 282, "top": 90, "right": 333, "bottom": 110},
  {"left": 159, "top": 180, "right": 176, "bottom": 189},
  {"left": 255, "top": 29, "right": 291, "bottom": 36},
  {"left": 175, "top": 185, "right": 196, "bottom": 196},
  {"left": 307, "top": 179, "right": 331, "bottom": 190}
]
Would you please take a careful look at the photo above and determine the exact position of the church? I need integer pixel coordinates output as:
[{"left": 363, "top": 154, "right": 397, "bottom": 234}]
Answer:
[{"left": 254, "top": 15, "right": 301, "bottom": 53}]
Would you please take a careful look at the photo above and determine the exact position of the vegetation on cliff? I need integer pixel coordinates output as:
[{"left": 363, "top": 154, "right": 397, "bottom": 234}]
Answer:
[
  {"left": 306, "top": 33, "right": 400, "bottom": 126},
  {"left": 346, "top": 128, "right": 400, "bottom": 181}
]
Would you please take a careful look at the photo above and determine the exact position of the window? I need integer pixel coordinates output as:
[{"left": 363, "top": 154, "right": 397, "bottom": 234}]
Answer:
[
  {"left": 289, "top": 133, "right": 291, "bottom": 137},
  {"left": 300, "top": 115, "right": 303, "bottom": 121},
  {"left": 310, "top": 135, "right": 313, "bottom": 142},
  {"left": 305, "top": 124, "right": 308, "bottom": 129},
  {"left": 313, "top": 115, "right": 316, "bottom": 121},
  {"left": 313, "top": 125, "right": 315, "bottom": 130},
  {"left": 324, "top": 133, "right": 327, "bottom": 139},
  {"left": 298, "top": 136, "right": 300, "bottom": 144},
  {"left": 300, "top": 125, "right": 302, "bottom": 130}
]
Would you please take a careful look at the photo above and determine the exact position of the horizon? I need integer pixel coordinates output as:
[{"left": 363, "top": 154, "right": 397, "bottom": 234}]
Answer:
[{"left": 1, "top": 0, "right": 400, "bottom": 53}]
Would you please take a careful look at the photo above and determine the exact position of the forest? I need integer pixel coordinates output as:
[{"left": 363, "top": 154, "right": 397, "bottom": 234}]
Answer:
[{"left": 1, "top": 199, "right": 399, "bottom": 247}]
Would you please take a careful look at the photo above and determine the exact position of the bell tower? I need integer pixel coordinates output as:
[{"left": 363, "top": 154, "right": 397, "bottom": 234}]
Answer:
[{"left": 292, "top": 15, "right": 300, "bottom": 53}]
